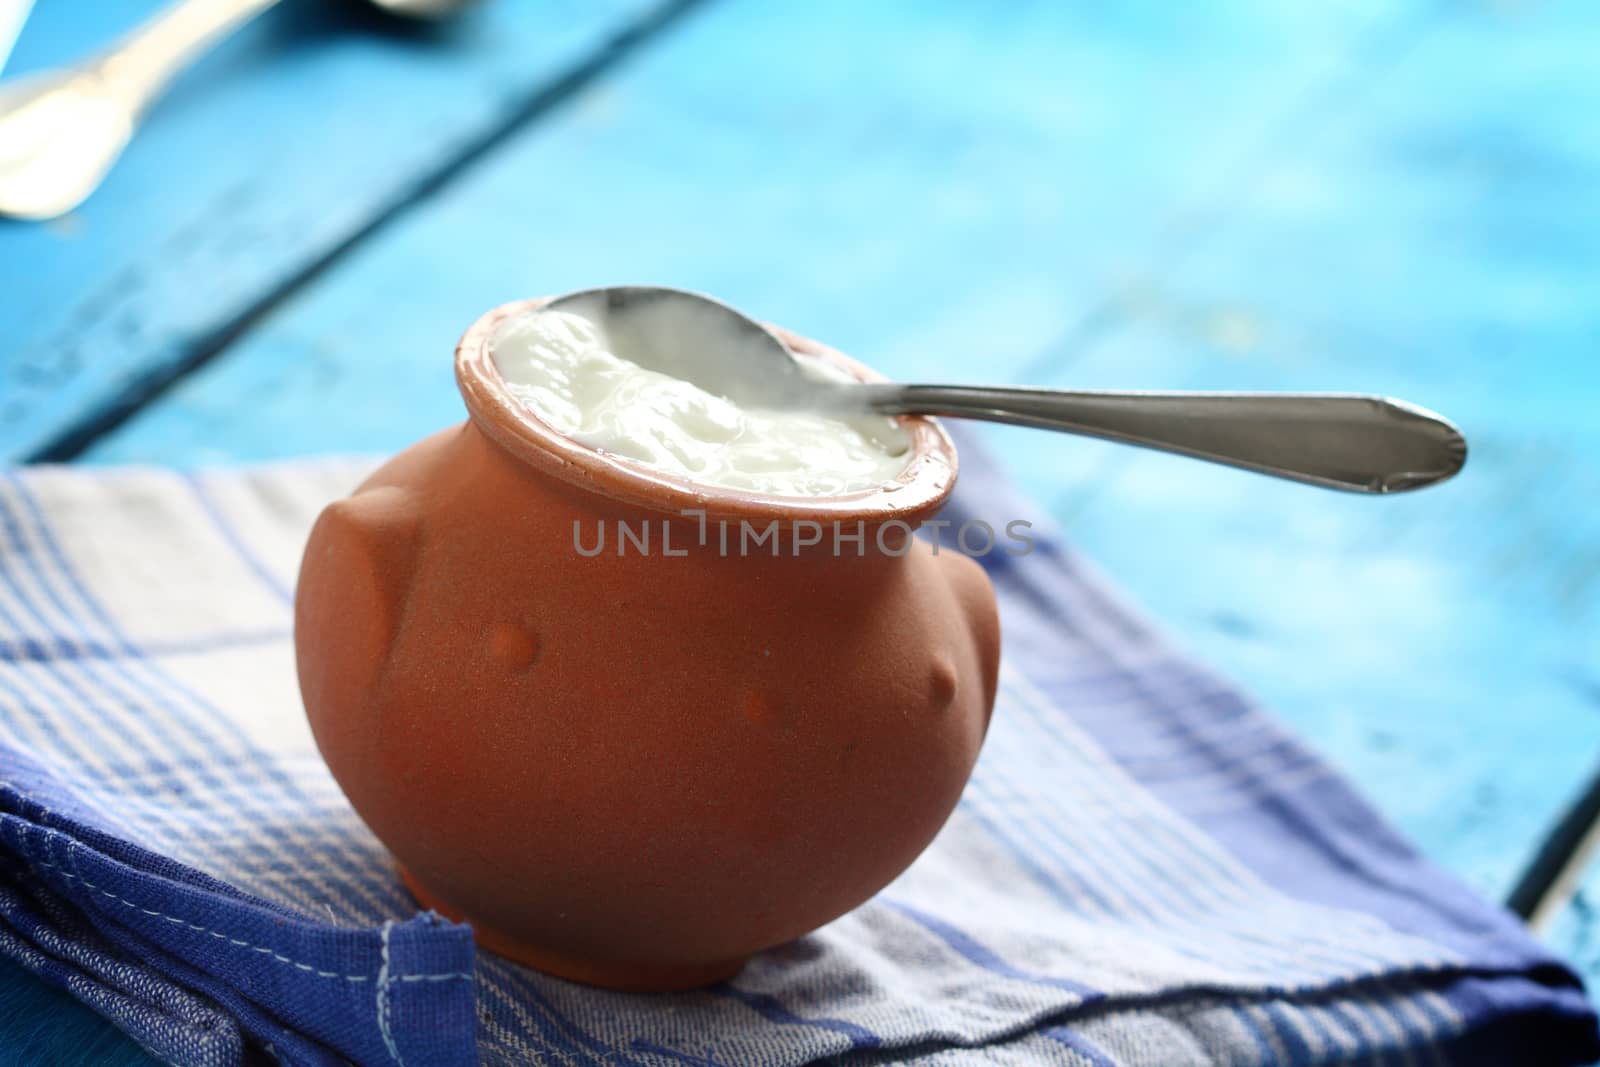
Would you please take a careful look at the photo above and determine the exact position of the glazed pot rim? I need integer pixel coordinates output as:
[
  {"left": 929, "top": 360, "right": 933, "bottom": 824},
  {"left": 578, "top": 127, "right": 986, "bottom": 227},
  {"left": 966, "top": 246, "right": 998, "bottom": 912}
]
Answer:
[{"left": 454, "top": 297, "right": 959, "bottom": 524}]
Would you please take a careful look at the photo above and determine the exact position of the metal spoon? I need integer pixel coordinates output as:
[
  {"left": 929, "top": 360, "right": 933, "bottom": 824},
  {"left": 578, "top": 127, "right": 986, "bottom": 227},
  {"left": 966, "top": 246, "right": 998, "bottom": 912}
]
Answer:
[
  {"left": 0, "top": 0, "right": 471, "bottom": 220},
  {"left": 546, "top": 286, "right": 1468, "bottom": 495},
  {"left": 0, "top": 1, "right": 34, "bottom": 77}
]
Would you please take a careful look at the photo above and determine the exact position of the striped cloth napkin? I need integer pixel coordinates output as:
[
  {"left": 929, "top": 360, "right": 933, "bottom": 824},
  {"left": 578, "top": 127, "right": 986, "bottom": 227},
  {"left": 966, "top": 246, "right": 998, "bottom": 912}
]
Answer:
[{"left": 0, "top": 441, "right": 1594, "bottom": 1066}]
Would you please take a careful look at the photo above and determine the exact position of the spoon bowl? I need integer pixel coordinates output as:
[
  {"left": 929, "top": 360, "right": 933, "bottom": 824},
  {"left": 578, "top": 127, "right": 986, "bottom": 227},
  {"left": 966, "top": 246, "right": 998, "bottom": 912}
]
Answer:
[
  {"left": 368, "top": 0, "right": 472, "bottom": 16},
  {"left": 545, "top": 285, "right": 830, "bottom": 409}
]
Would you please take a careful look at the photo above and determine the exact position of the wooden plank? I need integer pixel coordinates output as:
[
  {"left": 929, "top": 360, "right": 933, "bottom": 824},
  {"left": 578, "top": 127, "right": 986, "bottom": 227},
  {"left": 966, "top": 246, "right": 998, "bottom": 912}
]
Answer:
[
  {"left": 76, "top": 0, "right": 1431, "bottom": 464},
  {"left": 0, "top": 956, "right": 149, "bottom": 1067},
  {"left": 0, "top": 0, "right": 700, "bottom": 460},
  {"left": 990, "top": 0, "right": 1600, "bottom": 921}
]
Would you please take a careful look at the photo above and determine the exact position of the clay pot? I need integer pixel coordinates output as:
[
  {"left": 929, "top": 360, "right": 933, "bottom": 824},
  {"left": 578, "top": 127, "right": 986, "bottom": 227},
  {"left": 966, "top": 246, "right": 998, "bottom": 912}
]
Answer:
[{"left": 294, "top": 298, "right": 1001, "bottom": 991}]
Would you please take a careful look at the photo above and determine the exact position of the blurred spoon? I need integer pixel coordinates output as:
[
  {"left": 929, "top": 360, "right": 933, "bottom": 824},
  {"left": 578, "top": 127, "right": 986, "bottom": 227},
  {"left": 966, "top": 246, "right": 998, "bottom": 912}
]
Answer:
[
  {"left": 0, "top": 1, "right": 34, "bottom": 76},
  {"left": 547, "top": 286, "right": 1469, "bottom": 495},
  {"left": 0, "top": 0, "right": 472, "bottom": 220}
]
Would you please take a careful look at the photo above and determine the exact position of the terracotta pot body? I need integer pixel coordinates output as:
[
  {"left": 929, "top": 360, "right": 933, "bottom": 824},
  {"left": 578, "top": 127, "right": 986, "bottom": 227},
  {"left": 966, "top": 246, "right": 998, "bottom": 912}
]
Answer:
[{"left": 295, "top": 299, "right": 1001, "bottom": 991}]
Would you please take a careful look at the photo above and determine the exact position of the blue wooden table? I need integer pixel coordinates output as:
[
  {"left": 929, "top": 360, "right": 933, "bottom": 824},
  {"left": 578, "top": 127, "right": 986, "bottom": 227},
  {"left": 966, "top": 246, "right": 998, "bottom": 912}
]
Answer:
[{"left": 2, "top": 1, "right": 1597, "bottom": 1062}]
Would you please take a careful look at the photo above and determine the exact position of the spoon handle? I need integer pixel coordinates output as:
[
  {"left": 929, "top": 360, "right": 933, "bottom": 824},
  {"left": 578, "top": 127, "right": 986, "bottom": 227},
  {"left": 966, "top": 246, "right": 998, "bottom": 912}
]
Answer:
[
  {"left": 865, "top": 385, "right": 1467, "bottom": 493},
  {"left": 94, "top": 0, "right": 282, "bottom": 109}
]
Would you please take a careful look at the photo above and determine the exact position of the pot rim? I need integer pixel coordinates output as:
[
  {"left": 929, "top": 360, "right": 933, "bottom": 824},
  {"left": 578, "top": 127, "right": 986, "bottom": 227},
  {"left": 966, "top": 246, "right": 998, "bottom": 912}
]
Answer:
[{"left": 454, "top": 297, "right": 959, "bottom": 525}]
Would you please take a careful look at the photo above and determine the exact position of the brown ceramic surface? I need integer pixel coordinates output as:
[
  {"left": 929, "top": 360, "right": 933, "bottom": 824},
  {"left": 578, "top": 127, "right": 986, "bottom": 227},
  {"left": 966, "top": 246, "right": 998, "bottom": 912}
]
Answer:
[{"left": 295, "top": 298, "right": 1002, "bottom": 990}]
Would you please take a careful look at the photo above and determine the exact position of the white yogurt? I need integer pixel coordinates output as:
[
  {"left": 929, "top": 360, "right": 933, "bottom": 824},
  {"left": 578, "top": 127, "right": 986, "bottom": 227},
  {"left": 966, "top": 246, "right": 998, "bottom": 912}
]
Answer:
[{"left": 491, "top": 308, "right": 911, "bottom": 497}]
